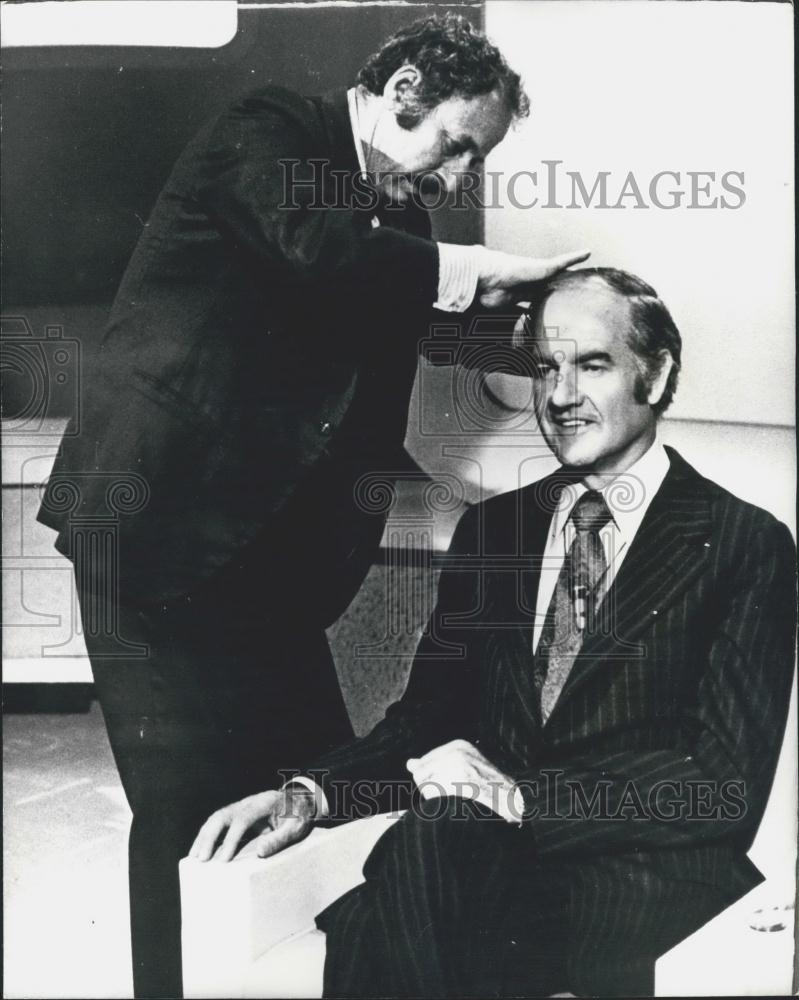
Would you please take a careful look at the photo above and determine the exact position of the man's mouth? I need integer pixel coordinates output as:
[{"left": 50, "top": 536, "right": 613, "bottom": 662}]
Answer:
[
  {"left": 413, "top": 172, "right": 448, "bottom": 199},
  {"left": 550, "top": 416, "right": 595, "bottom": 431}
]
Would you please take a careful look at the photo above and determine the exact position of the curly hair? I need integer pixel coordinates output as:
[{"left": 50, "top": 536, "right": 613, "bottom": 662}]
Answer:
[
  {"left": 518, "top": 267, "right": 682, "bottom": 417},
  {"left": 357, "top": 13, "right": 529, "bottom": 128}
]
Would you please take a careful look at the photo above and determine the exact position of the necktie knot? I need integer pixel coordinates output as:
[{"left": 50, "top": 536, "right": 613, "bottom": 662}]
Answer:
[{"left": 570, "top": 490, "right": 613, "bottom": 533}]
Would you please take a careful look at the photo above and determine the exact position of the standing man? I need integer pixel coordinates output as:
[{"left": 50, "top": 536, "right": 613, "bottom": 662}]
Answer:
[
  {"left": 193, "top": 267, "right": 796, "bottom": 996},
  {"left": 37, "top": 14, "right": 586, "bottom": 999}
]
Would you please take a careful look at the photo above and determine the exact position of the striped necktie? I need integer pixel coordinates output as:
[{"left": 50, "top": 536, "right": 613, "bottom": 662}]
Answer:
[{"left": 534, "top": 489, "right": 614, "bottom": 722}]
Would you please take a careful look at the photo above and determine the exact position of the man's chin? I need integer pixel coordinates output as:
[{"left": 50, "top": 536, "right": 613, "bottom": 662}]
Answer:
[
  {"left": 544, "top": 432, "right": 599, "bottom": 471},
  {"left": 558, "top": 458, "right": 594, "bottom": 476},
  {"left": 552, "top": 438, "right": 606, "bottom": 471}
]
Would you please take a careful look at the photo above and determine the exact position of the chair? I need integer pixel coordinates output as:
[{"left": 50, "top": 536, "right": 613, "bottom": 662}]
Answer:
[{"left": 180, "top": 813, "right": 401, "bottom": 998}]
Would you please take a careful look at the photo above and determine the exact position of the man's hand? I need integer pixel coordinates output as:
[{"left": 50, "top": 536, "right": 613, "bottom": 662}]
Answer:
[
  {"left": 188, "top": 786, "right": 317, "bottom": 862},
  {"left": 476, "top": 247, "right": 591, "bottom": 309},
  {"left": 406, "top": 739, "right": 523, "bottom": 824}
]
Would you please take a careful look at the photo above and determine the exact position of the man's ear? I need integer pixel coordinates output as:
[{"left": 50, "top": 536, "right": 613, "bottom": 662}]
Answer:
[
  {"left": 382, "top": 64, "right": 422, "bottom": 112},
  {"left": 647, "top": 350, "right": 674, "bottom": 408}
]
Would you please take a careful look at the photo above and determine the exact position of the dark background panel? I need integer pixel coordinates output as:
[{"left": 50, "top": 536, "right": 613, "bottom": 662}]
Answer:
[{"left": 1, "top": 3, "right": 483, "bottom": 420}]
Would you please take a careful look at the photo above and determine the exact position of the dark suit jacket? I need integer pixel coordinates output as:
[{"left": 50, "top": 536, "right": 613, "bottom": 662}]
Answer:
[
  {"left": 309, "top": 447, "right": 797, "bottom": 991},
  {"left": 37, "top": 86, "right": 477, "bottom": 614}
]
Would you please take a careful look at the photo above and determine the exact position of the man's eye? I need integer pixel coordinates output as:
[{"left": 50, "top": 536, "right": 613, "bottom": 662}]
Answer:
[
  {"left": 442, "top": 138, "right": 465, "bottom": 157},
  {"left": 582, "top": 363, "right": 605, "bottom": 374}
]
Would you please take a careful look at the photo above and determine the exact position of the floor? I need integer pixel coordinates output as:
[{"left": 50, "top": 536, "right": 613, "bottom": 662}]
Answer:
[{"left": 3, "top": 702, "right": 133, "bottom": 999}]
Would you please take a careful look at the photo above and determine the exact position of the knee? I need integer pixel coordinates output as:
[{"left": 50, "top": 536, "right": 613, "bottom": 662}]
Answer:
[
  {"left": 411, "top": 793, "right": 498, "bottom": 826},
  {"left": 406, "top": 793, "right": 506, "bottom": 848},
  {"left": 363, "top": 795, "right": 498, "bottom": 880}
]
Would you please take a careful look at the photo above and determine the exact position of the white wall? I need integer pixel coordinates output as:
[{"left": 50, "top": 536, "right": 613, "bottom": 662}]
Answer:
[
  {"left": 407, "top": 0, "right": 794, "bottom": 534},
  {"left": 482, "top": 0, "right": 794, "bottom": 428}
]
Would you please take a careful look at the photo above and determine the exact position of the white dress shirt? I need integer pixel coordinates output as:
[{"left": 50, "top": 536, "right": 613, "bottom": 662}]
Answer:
[
  {"left": 347, "top": 88, "right": 482, "bottom": 313},
  {"left": 532, "top": 440, "right": 671, "bottom": 653}
]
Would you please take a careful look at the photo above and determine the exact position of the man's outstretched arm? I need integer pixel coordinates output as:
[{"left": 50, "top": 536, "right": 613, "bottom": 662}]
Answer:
[{"left": 195, "top": 95, "right": 588, "bottom": 320}]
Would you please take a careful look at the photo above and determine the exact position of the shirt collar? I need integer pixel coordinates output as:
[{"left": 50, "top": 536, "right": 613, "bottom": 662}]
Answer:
[
  {"left": 347, "top": 87, "right": 382, "bottom": 230},
  {"left": 347, "top": 87, "right": 368, "bottom": 175},
  {"left": 550, "top": 438, "right": 670, "bottom": 548}
]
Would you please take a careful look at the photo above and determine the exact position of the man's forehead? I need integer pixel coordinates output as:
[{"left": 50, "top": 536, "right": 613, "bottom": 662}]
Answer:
[
  {"left": 437, "top": 89, "right": 511, "bottom": 146},
  {"left": 534, "top": 281, "right": 633, "bottom": 351},
  {"left": 455, "top": 87, "right": 508, "bottom": 120}
]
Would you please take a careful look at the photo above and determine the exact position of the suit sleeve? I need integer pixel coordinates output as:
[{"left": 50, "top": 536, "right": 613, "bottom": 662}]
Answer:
[
  {"left": 303, "top": 504, "right": 485, "bottom": 821},
  {"left": 516, "top": 516, "right": 797, "bottom": 858},
  {"left": 192, "top": 99, "right": 439, "bottom": 309}
]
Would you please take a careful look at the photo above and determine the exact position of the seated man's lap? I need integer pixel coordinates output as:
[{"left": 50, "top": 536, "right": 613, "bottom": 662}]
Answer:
[
  {"left": 319, "top": 798, "right": 571, "bottom": 996},
  {"left": 320, "top": 801, "right": 715, "bottom": 994}
]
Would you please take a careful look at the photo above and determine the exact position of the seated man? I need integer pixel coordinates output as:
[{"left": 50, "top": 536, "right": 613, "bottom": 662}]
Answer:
[{"left": 190, "top": 267, "right": 796, "bottom": 997}]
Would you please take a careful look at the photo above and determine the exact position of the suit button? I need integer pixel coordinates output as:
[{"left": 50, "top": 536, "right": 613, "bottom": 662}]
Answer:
[{"left": 319, "top": 421, "right": 332, "bottom": 434}]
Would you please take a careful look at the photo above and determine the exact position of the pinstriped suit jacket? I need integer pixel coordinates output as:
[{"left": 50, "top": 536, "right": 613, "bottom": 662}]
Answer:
[{"left": 311, "top": 447, "right": 796, "bottom": 990}]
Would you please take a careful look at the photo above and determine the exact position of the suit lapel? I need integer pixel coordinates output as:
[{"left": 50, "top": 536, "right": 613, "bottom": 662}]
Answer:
[
  {"left": 494, "top": 475, "right": 568, "bottom": 747},
  {"left": 519, "top": 477, "right": 558, "bottom": 614},
  {"left": 553, "top": 448, "right": 714, "bottom": 709},
  {"left": 316, "top": 89, "right": 361, "bottom": 178}
]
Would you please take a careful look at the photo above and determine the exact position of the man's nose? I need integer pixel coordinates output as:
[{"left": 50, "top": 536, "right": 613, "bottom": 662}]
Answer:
[
  {"left": 439, "top": 155, "right": 476, "bottom": 193},
  {"left": 550, "top": 367, "right": 580, "bottom": 408},
  {"left": 437, "top": 164, "right": 460, "bottom": 194}
]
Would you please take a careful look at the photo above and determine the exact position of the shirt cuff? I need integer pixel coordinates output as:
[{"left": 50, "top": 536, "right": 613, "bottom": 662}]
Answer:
[
  {"left": 434, "top": 243, "right": 482, "bottom": 312},
  {"left": 495, "top": 784, "right": 526, "bottom": 826},
  {"left": 284, "top": 777, "right": 329, "bottom": 819},
  {"left": 512, "top": 785, "right": 526, "bottom": 825}
]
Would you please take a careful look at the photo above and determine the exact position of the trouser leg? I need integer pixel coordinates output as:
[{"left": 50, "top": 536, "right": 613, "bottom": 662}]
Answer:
[
  {"left": 76, "top": 565, "right": 353, "bottom": 999},
  {"left": 318, "top": 796, "right": 570, "bottom": 999},
  {"left": 126, "top": 799, "right": 210, "bottom": 998}
]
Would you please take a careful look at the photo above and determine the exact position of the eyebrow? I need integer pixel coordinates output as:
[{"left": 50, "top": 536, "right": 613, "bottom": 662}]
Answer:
[
  {"left": 576, "top": 350, "right": 613, "bottom": 365},
  {"left": 533, "top": 348, "right": 614, "bottom": 366}
]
